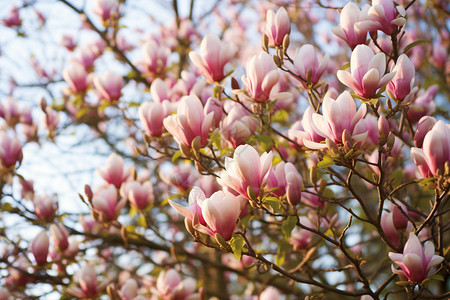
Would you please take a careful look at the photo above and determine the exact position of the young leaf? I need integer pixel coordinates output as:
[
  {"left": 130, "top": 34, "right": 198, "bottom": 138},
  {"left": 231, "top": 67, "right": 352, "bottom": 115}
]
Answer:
[
  {"left": 282, "top": 215, "right": 297, "bottom": 240},
  {"left": 229, "top": 234, "right": 244, "bottom": 260}
]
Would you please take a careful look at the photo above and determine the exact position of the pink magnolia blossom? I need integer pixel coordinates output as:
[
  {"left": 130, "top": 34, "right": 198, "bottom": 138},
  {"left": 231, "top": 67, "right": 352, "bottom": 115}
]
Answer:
[
  {"left": 154, "top": 269, "right": 196, "bottom": 300},
  {"left": 389, "top": 233, "right": 443, "bottom": 282},
  {"left": 93, "top": 0, "right": 118, "bottom": 22},
  {"left": 97, "top": 153, "right": 131, "bottom": 188},
  {"left": 2, "top": 6, "right": 21, "bottom": 27},
  {"left": 241, "top": 52, "right": 280, "bottom": 102},
  {"left": 220, "top": 144, "right": 273, "bottom": 199},
  {"left": 304, "top": 91, "right": 367, "bottom": 149},
  {"left": 33, "top": 195, "right": 57, "bottom": 222},
  {"left": 331, "top": 2, "right": 371, "bottom": 50},
  {"left": 170, "top": 187, "right": 243, "bottom": 240},
  {"left": 260, "top": 286, "right": 281, "bottom": 300},
  {"left": 160, "top": 163, "right": 198, "bottom": 192},
  {"left": 93, "top": 70, "right": 124, "bottom": 101},
  {"left": 411, "top": 120, "right": 450, "bottom": 177},
  {"left": 92, "top": 184, "right": 126, "bottom": 221},
  {"left": 381, "top": 201, "right": 411, "bottom": 247},
  {"left": 220, "top": 105, "right": 258, "bottom": 148},
  {"left": 267, "top": 161, "right": 303, "bottom": 206},
  {"left": 163, "top": 95, "right": 215, "bottom": 149},
  {"left": 0, "top": 131, "right": 23, "bottom": 170},
  {"left": 288, "top": 106, "right": 326, "bottom": 148},
  {"left": 49, "top": 223, "right": 69, "bottom": 251},
  {"left": 407, "top": 85, "right": 438, "bottom": 124},
  {"left": 204, "top": 97, "right": 223, "bottom": 128},
  {"left": 138, "top": 101, "right": 171, "bottom": 137},
  {"left": 31, "top": 230, "right": 49, "bottom": 265},
  {"left": 62, "top": 62, "right": 88, "bottom": 92},
  {"left": 189, "top": 33, "right": 236, "bottom": 83},
  {"left": 414, "top": 117, "right": 437, "bottom": 148},
  {"left": 0, "top": 97, "right": 21, "bottom": 126},
  {"left": 73, "top": 46, "right": 98, "bottom": 70},
  {"left": 42, "top": 107, "right": 60, "bottom": 132},
  {"left": 139, "top": 40, "right": 171, "bottom": 76},
  {"left": 353, "top": 114, "right": 380, "bottom": 148},
  {"left": 387, "top": 54, "right": 416, "bottom": 102},
  {"left": 120, "top": 181, "right": 154, "bottom": 210},
  {"left": 286, "top": 44, "right": 329, "bottom": 87},
  {"left": 67, "top": 264, "right": 107, "bottom": 298},
  {"left": 363, "top": 0, "right": 406, "bottom": 35},
  {"left": 120, "top": 278, "right": 139, "bottom": 300},
  {"left": 265, "top": 7, "right": 291, "bottom": 47},
  {"left": 289, "top": 217, "right": 315, "bottom": 250},
  {"left": 198, "top": 175, "right": 221, "bottom": 198},
  {"left": 60, "top": 34, "right": 76, "bottom": 51},
  {"left": 337, "top": 45, "right": 395, "bottom": 99}
]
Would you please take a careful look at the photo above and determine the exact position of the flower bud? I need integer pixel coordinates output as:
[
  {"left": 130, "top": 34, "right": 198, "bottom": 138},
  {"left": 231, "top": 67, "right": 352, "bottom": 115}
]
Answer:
[{"left": 31, "top": 230, "right": 49, "bottom": 265}]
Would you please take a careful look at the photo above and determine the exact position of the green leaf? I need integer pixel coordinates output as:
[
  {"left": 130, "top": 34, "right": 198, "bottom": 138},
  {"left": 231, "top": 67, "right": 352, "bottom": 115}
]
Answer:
[
  {"left": 276, "top": 240, "right": 290, "bottom": 266},
  {"left": 403, "top": 40, "right": 430, "bottom": 54},
  {"left": 318, "top": 156, "right": 334, "bottom": 169},
  {"left": 229, "top": 234, "right": 244, "bottom": 260},
  {"left": 255, "top": 134, "right": 274, "bottom": 152},
  {"left": 428, "top": 274, "right": 444, "bottom": 281},
  {"left": 389, "top": 169, "right": 403, "bottom": 186},
  {"left": 395, "top": 280, "right": 411, "bottom": 286},
  {"left": 272, "top": 109, "right": 289, "bottom": 123},
  {"left": 129, "top": 206, "right": 137, "bottom": 219},
  {"left": 282, "top": 215, "right": 297, "bottom": 240},
  {"left": 171, "top": 150, "right": 182, "bottom": 163},
  {"left": 261, "top": 196, "right": 280, "bottom": 212}
]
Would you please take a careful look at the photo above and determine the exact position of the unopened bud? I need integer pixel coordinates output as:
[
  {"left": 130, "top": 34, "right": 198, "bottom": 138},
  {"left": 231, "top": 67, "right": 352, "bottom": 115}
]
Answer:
[
  {"left": 342, "top": 129, "right": 353, "bottom": 149},
  {"left": 247, "top": 186, "right": 256, "bottom": 201},
  {"left": 378, "top": 115, "right": 390, "bottom": 140},
  {"left": 215, "top": 233, "right": 228, "bottom": 248},
  {"left": 325, "top": 138, "right": 338, "bottom": 154},
  {"left": 273, "top": 55, "right": 282, "bottom": 68},
  {"left": 191, "top": 136, "right": 202, "bottom": 153},
  {"left": 184, "top": 217, "right": 196, "bottom": 237},
  {"left": 282, "top": 34, "right": 290, "bottom": 52},
  {"left": 262, "top": 34, "right": 269, "bottom": 52},
  {"left": 40, "top": 98, "right": 47, "bottom": 112},
  {"left": 180, "top": 143, "right": 191, "bottom": 158},
  {"left": 84, "top": 185, "right": 93, "bottom": 202},
  {"left": 231, "top": 77, "right": 240, "bottom": 90},
  {"left": 310, "top": 166, "right": 318, "bottom": 185},
  {"left": 387, "top": 133, "right": 395, "bottom": 151}
]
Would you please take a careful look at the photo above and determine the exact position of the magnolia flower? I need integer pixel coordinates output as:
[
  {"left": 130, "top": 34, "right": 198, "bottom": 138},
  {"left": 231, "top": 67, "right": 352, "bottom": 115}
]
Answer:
[
  {"left": 381, "top": 201, "right": 411, "bottom": 247},
  {"left": 97, "top": 153, "right": 131, "bottom": 188},
  {"left": 63, "top": 62, "right": 88, "bottom": 92},
  {"left": 92, "top": 184, "right": 126, "bottom": 221},
  {"left": 387, "top": 54, "right": 416, "bottom": 102},
  {"left": 363, "top": 0, "right": 406, "bottom": 36},
  {"left": 189, "top": 33, "right": 236, "bottom": 83},
  {"left": 389, "top": 233, "right": 443, "bottom": 282},
  {"left": 265, "top": 7, "right": 290, "bottom": 47},
  {"left": 288, "top": 106, "right": 325, "bottom": 148},
  {"left": 414, "top": 117, "right": 437, "bottom": 148},
  {"left": 0, "top": 131, "right": 23, "bottom": 170},
  {"left": 120, "top": 181, "right": 154, "bottom": 210},
  {"left": 337, "top": 45, "right": 395, "bottom": 99},
  {"left": 33, "top": 195, "right": 57, "bottom": 222},
  {"left": 220, "top": 144, "right": 273, "bottom": 199},
  {"left": 140, "top": 40, "right": 171, "bottom": 76},
  {"left": 220, "top": 105, "right": 258, "bottom": 148},
  {"left": 241, "top": 52, "right": 280, "bottom": 102},
  {"left": 170, "top": 187, "right": 242, "bottom": 240},
  {"left": 163, "top": 95, "right": 214, "bottom": 149},
  {"left": 31, "top": 231, "right": 49, "bottom": 265},
  {"left": 304, "top": 91, "right": 367, "bottom": 149},
  {"left": 138, "top": 101, "right": 171, "bottom": 137},
  {"left": 407, "top": 85, "right": 438, "bottom": 124},
  {"left": 411, "top": 120, "right": 450, "bottom": 177},
  {"left": 93, "top": 0, "right": 117, "bottom": 22},
  {"left": 287, "top": 44, "right": 329, "bottom": 87},
  {"left": 49, "top": 223, "right": 69, "bottom": 251},
  {"left": 331, "top": 2, "right": 372, "bottom": 50},
  {"left": 67, "top": 264, "right": 107, "bottom": 298},
  {"left": 154, "top": 269, "right": 196, "bottom": 300},
  {"left": 260, "top": 286, "right": 281, "bottom": 300},
  {"left": 93, "top": 70, "right": 124, "bottom": 101},
  {"left": 267, "top": 161, "right": 303, "bottom": 206}
]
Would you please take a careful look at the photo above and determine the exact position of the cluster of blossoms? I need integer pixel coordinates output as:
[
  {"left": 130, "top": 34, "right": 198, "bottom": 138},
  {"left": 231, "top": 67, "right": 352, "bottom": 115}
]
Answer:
[{"left": 0, "top": 0, "right": 448, "bottom": 299}]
